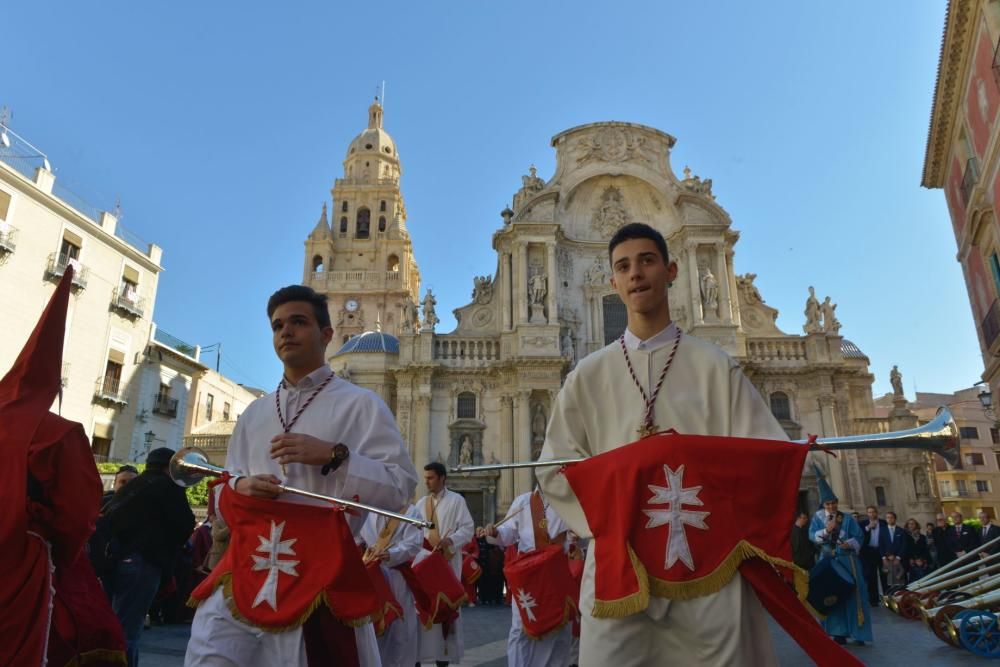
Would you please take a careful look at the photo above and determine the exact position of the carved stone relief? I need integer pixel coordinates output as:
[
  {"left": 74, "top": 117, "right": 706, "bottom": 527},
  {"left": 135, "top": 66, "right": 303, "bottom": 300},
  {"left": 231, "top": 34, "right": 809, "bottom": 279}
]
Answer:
[
  {"left": 592, "top": 186, "right": 629, "bottom": 237},
  {"left": 574, "top": 127, "right": 655, "bottom": 166}
]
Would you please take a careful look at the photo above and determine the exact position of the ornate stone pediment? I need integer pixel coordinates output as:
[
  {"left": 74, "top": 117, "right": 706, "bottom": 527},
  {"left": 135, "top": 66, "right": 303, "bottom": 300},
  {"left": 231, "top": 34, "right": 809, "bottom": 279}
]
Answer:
[{"left": 573, "top": 126, "right": 656, "bottom": 167}]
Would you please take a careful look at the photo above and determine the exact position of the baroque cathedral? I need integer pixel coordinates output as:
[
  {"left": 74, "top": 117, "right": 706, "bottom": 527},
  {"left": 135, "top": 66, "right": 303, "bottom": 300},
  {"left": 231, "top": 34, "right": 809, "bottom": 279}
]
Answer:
[{"left": 302, "top": 99, "right": 940, "bottom": 525}]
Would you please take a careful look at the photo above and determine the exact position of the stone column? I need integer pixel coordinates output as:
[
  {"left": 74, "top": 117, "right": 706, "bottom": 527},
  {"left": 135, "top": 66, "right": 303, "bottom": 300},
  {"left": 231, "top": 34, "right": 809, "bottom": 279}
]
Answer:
[
  {"left": 546, "top": 243, "right": 558, "bottom": 324},
  {"left": 715, "top": 242, "right": 733, "bottom": 325},
  {"left": 685, "top": 241, "right": 703, "bottom": 325},
  {"left": 515, "top": 390, "right": 532, "bottom": 495},
  {"left": 818, "top": 394, "right": 848, "bottom": 504},
  {"left": 500, "top": 252, "right": 512, "bottom": 331},
  {"left": 516, "top": 243, "right": 528, "bottom": 324},
  {"left": 726, "top": 248, "right": 741, "bottom": 328},
  {"left": 413, "top": 395, "right": 432, "bottom": 471},
  {"left": 498, "top": 394, "right": 514, "bottom": 508}
]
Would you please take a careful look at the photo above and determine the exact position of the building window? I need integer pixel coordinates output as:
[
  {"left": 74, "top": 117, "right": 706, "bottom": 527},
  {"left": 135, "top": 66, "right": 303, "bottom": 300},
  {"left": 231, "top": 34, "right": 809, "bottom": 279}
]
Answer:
[
  {"left": 992, "top": 427, "right": 1000, "bottom": 444},
  {"left": 356, "top": 208, "right": 371, "bottom": 238},
  {"left": 990, "top": 252, "right": 1000, "bottom": 298},
  {"left": 312, "top": 255, "right": 324, "bottom": 272},
  {"left": 875, "top": 486, "right": 887, "bottom": 507},
  {"left": 340, "top": 217, "right": 348, "bottom": 233},
  {"left": 223, "top": 402, "right": 231, "bottom": 421},
  {"left": 966, "top": 452, "right": 986, "bottom": 466},
  {"left": 457, "top": 392, "right": 477, "bottom": 419},
  {"left": 960, "top": 426, "right": 980, "bottom": 440},
  {"left": 387, "top": 254, "right": 399, "bottom": 272},
  {"left": 602, "top": 294, "right": 627, "bottom": 344},
  {"left": 206, "top": 393, "right": 215, "bottom": 421},
  {"left": 341, "top": 201, "right": 348, "bottom": 212},
  {"left": 940, "top": 479, "right": 952, "bottom": 496},
  {"left": 380, "top": 200, "right": 386, "bottom": 212},
  {"left": 769, "top": 392, "right": 792, "bottom": 421},
  {"left": 101, "top": 357, "right": 123, "bottom": 396},
  {"left": 91, "top": 422, "right": 113, "bottom": 460},
  {"left": 958, "top": 479, "right": 969, "bottom": 494},
  {"left": 378, "top": 216, "right": 387, "bottom": 232},
  {"left": 977, "top": 480, "right": 991, "bottom": 493},
  {"left": 60, "top": 230, "right": 82, "bottom": 263}
]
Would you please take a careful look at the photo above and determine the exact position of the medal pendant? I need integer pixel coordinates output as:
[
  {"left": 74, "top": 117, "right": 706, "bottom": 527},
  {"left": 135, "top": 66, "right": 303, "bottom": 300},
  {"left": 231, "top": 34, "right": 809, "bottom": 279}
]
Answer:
[{"left": 638, "top": 423, "right": 658, "bottom": 438}]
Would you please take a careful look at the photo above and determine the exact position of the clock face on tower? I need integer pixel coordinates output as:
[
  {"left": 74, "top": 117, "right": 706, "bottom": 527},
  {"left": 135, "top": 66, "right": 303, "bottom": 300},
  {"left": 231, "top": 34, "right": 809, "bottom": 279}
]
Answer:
[{"left": 345, "top": 299, "right": 359, "bottom": 312}]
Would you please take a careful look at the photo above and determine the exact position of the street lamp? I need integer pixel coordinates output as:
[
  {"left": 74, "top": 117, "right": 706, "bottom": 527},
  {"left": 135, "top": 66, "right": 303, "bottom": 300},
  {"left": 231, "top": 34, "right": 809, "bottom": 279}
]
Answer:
[{"left": 976, "top": 382, "right": 995, "bottom": 419}]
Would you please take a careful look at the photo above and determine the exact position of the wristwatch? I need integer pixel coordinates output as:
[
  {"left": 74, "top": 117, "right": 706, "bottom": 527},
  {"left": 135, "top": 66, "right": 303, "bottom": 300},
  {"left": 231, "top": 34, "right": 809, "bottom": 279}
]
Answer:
[{"left": 321, "top": 443, "right": 350, "bottom": 476}]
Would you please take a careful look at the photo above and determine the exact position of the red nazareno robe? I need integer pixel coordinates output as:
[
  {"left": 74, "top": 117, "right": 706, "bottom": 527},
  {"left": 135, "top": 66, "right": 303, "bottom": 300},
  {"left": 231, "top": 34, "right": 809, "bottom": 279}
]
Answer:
[{"left": 0, "top": 267, "right": 125, "bottom": 666}]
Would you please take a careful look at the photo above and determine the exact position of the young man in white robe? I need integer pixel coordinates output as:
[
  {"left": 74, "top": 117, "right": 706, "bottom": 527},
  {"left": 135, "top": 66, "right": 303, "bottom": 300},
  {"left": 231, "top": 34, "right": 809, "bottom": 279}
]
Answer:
[
  {"left": 481, "top": 487, "right": 573, "bottom": 667},
  {"left": 415, "top": 462, "right": 475, "bottom": 666},
  {"left": 538, "top": 223, "right": 789, "bottom": 667},
  {"left": 185, "top": 285, "right": 418, "bottom": 667},
  {"left": 359, "top": 504, "right": 423, "bottom": 667}
]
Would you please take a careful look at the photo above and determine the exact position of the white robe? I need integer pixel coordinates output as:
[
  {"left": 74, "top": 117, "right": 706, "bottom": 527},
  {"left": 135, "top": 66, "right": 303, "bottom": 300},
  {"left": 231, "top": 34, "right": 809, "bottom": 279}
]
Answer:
[
  {"left": 538, "top": 325, "right": 789, "bottom": 667},
  {"left": 359, "top": 505, "right": 424, "bottom": 667},
  {"left": 186, "top": 365, "right": 418, "bottom": 667},
  {"left": 414, "top": 487, "right": 475, "bottom": 664},
  {"left": 491, "top": 491, "right": 572, "bottom": 667}
]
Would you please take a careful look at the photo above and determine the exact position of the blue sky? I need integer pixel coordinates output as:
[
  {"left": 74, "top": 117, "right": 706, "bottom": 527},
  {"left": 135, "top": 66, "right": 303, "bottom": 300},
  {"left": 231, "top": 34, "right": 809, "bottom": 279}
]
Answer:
[{"left": 3, "top": 1, "right": 975, "bottom": 397}]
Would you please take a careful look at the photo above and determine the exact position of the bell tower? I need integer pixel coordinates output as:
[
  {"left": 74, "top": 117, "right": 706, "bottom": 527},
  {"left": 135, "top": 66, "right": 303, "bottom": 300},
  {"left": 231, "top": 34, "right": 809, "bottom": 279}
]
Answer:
[{"left": 302, "top": 97, "right": 421, "bottom": 359}]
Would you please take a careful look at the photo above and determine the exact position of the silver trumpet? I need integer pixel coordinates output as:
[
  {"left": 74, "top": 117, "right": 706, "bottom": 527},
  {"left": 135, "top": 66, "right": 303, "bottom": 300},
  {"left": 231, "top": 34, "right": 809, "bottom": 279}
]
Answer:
[
  {"left": 451, "top": 406, "right": 961, "bottom": 473},
  {"left": 169, "top": 446, "right": 433, "bottom": 529}
]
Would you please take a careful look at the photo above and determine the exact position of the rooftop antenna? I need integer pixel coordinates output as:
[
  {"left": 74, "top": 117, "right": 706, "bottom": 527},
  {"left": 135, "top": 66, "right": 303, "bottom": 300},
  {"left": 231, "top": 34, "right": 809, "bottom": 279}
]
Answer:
[
  {"left": 113, "top": 197, "right": 123, "bottom": 220},
  {"left": 380, "top": 81, "right": 386, "bottom": 110},
  {"left": 0, "top": 106, "right": 10, "bottom": 148}
]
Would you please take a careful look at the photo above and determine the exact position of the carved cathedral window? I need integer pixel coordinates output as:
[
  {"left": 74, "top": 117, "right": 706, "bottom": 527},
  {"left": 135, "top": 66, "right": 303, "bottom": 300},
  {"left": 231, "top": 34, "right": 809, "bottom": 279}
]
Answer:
[
  {"left": 769, "top": 392, "right": 792, "bottom": 421},
  {"left": 356, "top": 208, "right": 371, "bottom": 239},
  {"left": 457, "top": 392, "right": 477, "bottom": 419}
]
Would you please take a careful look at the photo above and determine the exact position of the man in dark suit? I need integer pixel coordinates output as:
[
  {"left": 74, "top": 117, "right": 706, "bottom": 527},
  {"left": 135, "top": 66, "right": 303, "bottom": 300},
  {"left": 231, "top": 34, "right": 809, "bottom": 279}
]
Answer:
[
  {"left": 978, "top": 510, "right": 1000, "bottom": 558},
  {"left": 932, "top": 514, "right": 956, "bottom": 568},
  {"left": 880, "top": 511, "right": 908, "bottom": 587},
  {"left": 946, "top": 511, "right": 979, "bottom": 561},
  {"left": 858, "top": 505, "right": 888, "bottom": 604}
]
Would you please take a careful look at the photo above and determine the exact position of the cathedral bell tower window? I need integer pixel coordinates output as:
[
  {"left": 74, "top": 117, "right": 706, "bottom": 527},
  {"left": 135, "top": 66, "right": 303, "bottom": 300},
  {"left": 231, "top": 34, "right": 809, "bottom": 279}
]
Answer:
[
  {"left": 380, "top": 200, "right": 387, "bottom": 212},
  {"left": 378, "top": 216, "right": 387, "bottom": 233},
  {"left": 312, "top": 255, "right": 324, "bottom": 272},
  {"left": 356, "top": 208, "right": 371, "bottom": 239},
  {"left": 340, "top": 217, "right": 348, "bottom": 234},
  {"left": 342, "top": 201, "right": 348, "bottom": 212}
]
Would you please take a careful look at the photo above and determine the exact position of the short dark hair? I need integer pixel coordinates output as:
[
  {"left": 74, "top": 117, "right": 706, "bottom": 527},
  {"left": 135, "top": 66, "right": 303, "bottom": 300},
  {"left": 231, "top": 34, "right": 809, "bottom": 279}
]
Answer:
[
  {"left": 115, "top": 465, "right": 138, "bottom": 475},
  {"left": 267, "top": 285, "right": 331, "bottom": 329},
  {"left": 608, "top": 222, "right": 669, "bottom": 265},
  {"left": 886, "top": 511, "right": 897, "bottom": 520},
  {"left": 866, "top": 505, "right": 877, "bottom": 513},
  {"left": 424, "top": 461, "right": 447, "bottom": 478}
]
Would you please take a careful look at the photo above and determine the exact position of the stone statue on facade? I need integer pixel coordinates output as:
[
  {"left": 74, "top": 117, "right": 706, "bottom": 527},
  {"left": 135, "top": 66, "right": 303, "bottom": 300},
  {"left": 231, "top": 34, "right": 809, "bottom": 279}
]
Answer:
[
  {"left": 681, "top": 166, "right": 715, "bottom": 199},
  {"left": 736, "top": 273, "right": 763, "bottom": 305},
  {"left": 532, "top": 404, "right": 547, "bottom": 446},
  {"left": 401, "top": 298, "right": 419, "bottom": 333},
  {"left": 585, "top": 256, "right": 609, "bottom": 285},
  {"left": 421, "top": 289, "right": 438, "bottom": 331},
  {"left": 335, "top": 364, "right": 352, "bottom": 382},
  {"left": 561, "top": 329, "right": 576, "bottom": 363},
  {"left": 592, "top": 186, "right": 629, "bottom": 237},
  {"left": 472, "top": 275, "right": 494, "bottom": 305},
  {"left": 803, "top": 286, "right": 822, "bottom": 334},
  {"left": 529, "top": 271, "right": 547, "bottom": 323},
  {"left": 459, "top": 435, "right": 474, "bottom": 466},
  {"left": 890, "top": 365, "right": 904, "bottom": 397},
  {"left": 914, "top": 467, "right": 930, "bottom": 497},
  {"left": 521, "top": 165, "right": 545, "bottom": 192},
  {"left": 821, "top": 296, "right": 841, "bottom": 334},
  {"left": 700, "top": 267, "right": 719, "bottom": 315}
]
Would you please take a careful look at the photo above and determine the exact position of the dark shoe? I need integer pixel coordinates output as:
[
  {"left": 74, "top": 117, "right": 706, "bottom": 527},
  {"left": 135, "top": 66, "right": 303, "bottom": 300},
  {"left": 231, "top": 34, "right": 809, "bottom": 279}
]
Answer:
[{"left": 833, "top": 636, "right": 847, "bottom": 645}]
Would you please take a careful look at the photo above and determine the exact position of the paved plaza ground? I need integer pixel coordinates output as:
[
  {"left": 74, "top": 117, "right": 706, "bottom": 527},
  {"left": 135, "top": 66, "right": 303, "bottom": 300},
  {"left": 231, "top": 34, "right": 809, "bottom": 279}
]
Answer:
[{"left": 138, "top": 603, "right": 988, "bottom": 666}]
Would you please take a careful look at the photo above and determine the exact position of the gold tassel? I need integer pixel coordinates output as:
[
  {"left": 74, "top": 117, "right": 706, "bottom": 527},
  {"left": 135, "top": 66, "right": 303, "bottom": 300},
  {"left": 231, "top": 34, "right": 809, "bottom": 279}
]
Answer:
[{"left": 64, "top": 649, "right": 128, "bottom": 666}]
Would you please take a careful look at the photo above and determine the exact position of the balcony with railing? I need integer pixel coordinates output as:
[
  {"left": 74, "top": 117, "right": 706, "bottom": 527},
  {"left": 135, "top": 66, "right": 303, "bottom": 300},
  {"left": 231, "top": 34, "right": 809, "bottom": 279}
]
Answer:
[
  {"left": 334, "top": 177, "right": 399, "bottom": 188},
  {"left": 0, "top": 224, "right": 16, "bottom": 254},
  {"left": 940, "top": 488, "right": 990, "bottom": 499},
  {"left": 45, "top": 253, "right": 89, "bottom": 289},
  {"left": 309, "top": 270, "right": 406, "bottom": 291},
  {"left": 152, "top": 393, "right": 179, "bottom": 418},
  {"left": 94, "top": 377, "right": 128, "bottom": 406},
  {"left": 433, "top": 337, "right": 502, "bottom": 367},
  {"left": 111, "top": 287, "right": 145, "bottom": 319},
  {"left": 154, "top": 327, "right": 198, "bottom": 358},
  {"left": 962, "top": 156, "right": 980, "bottom": 206},
  {"left": 746, "top": 338, "right": 808, "bottom": 362}
]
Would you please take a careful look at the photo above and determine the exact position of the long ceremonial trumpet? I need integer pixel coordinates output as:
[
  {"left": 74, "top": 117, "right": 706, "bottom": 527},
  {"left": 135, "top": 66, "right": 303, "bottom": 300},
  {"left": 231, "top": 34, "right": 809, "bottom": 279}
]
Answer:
[
  {"left": 451, "top": 406, "right": 961, "bottom": 473},
  {"left": 169, "top": 446, "right": 433, "bottom": 530}
]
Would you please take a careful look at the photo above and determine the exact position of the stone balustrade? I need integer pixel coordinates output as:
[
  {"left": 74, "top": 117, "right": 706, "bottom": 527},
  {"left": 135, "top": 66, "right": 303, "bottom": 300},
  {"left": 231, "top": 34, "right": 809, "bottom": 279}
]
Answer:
[
  {"left": 433, "top": 337, "right": 501, "bottom": 367},
  {"left": 746, "top": 338, "right": 807, "bottom": 362},
  {"left": 309, "top": 270, "right": 405, "bottom": 289}
]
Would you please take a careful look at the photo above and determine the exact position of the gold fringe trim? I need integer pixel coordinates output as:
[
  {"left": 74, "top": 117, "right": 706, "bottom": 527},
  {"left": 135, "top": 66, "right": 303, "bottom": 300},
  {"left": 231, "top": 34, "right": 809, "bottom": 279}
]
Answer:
[
  {"left": 187, "top": 572, "right": 372, "bottom": 632},
  {"left": 63, "top": 649, "right": 128, "bottom": 666},
  {"left": 419, "top": 591, "right": 469, "bottom": 630},
  {"left": 592, "top": 541, "right": 810, "bottom": 619},
  {"left": 523, "top": 597, "right": 579, "bottom": 642}
]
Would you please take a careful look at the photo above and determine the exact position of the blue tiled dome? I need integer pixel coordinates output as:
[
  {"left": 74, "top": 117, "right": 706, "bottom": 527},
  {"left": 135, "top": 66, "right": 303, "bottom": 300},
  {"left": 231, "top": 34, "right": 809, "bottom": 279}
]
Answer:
[
  {"left": 335, "top": 330, "right": 399, "bottom": 356},
  {"left": 840, "top": 339, "right": 868, "bottom": 360}
]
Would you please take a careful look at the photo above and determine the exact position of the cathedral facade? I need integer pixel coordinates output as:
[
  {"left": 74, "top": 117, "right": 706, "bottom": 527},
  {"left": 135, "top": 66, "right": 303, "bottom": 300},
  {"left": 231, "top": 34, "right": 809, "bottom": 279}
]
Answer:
[{"left": 304, "top": 101, "right": 941, "bottom": 525}]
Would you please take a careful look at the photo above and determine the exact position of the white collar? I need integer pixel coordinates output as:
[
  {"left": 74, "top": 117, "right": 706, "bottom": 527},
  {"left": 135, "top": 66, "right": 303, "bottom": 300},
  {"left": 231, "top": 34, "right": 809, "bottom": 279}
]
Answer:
[
  {"left": 282, "top": 364, "right": 334, "bottom": 391},
  {"left": 623, "top": 322, "right": 679, "bottom": 352}
]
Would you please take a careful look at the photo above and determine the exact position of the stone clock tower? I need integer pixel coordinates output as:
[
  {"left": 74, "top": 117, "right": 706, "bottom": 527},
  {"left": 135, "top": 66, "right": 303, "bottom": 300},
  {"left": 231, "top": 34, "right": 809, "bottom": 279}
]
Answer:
[{"left": 302, "top": 98, "right": 422, "bottom": 360}]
